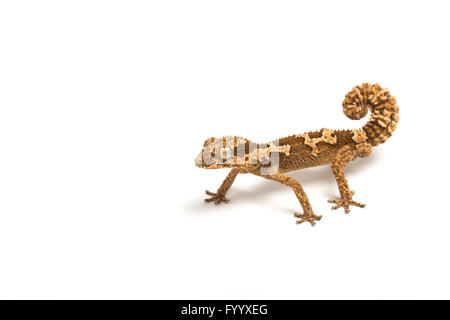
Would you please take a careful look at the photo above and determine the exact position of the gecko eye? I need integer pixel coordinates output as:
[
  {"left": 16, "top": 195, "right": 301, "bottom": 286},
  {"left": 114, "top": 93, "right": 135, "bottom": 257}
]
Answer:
[{"left": 219, "top": 146, "right": 233, "bottom": 160}]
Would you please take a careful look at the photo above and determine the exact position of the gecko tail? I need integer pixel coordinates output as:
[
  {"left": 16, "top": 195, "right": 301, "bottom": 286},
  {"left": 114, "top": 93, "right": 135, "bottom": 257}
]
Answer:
[{"left": 342, "top": 83, "right": 399, "bottom": 146}]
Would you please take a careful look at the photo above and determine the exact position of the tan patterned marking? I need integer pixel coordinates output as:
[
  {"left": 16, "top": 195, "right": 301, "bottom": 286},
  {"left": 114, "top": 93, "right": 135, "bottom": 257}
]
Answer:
[
  {"left": 245, "top": 143, "right": 289, "bottom": 165},
  {"left": 297, "top": 128, "right": 337, "bottom": 157},
  {"left": 268, "top": 142, "right": 291, "bottom": 156}
]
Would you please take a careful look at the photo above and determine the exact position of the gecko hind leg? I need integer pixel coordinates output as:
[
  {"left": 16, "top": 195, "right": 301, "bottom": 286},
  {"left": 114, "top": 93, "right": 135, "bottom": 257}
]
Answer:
[
  {"left": 255, "top": 172, "right": 322, "bottom": 226},
  {"left": 205, "top": 168, "right": 242, "bottom": 204},
  {"left": 328, "top": 144, "right": 372, "bottom": 213}
]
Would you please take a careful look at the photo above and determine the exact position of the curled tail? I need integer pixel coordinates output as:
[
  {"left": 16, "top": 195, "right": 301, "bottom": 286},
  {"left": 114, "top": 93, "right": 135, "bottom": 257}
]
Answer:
[{"left": 342, "top": 83, "right": 399, "bottom": 146}]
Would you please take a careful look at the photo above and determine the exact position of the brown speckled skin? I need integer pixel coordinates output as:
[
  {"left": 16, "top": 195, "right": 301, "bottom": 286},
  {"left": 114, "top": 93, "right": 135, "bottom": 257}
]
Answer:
[
  {"left": 277, "top": 129, "right": 355, "bottom": 172},
  {"left": 195, "top": 83, "right": 399, "bottom": 225}
]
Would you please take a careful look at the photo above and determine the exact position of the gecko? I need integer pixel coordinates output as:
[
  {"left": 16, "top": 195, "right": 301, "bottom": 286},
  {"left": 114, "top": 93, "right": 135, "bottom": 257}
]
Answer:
[{"left": 194, "top": 83, "right": 399, "bottom": 225}]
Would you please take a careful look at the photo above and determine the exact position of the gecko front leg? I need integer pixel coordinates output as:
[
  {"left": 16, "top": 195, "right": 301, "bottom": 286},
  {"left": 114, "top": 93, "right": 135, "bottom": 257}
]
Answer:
[
  {"left": 328, "top": 143, "right": 372, "bottom": 213},
  {"left": 205, "top": 168, "right": 243, "bottom": 204},
  {"left": 255, "top": 172, "right": 322, "bottom": 226}
]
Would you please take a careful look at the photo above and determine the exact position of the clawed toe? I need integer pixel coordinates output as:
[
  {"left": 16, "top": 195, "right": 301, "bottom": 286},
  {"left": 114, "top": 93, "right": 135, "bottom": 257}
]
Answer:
[
  {"left": 294, "top": 212, "right": 322, "bottom": 226},
  {"left": 205, "top": 190, "right": 215, "bottom": 197},
  {"left": 204, "top": 190, "right": 229, "bottom": 204},
  {"left": 328, "top": 195, "right": 365, "bottom": 213}
]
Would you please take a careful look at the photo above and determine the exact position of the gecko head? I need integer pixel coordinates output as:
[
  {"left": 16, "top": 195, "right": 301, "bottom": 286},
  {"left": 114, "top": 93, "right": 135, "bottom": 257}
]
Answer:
[{"left": 195, "top": 136, "right": 248, "bottom": 169}]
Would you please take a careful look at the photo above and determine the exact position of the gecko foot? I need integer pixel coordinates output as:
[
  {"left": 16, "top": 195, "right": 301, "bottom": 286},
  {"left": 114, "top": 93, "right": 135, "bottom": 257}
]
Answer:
[
  {"left": 294, "top": 212, "right": 322, "bottom": 226},
  {"left": 328, "top": 191, "right": 365, "bottom": 213},
  {"left": 204, "top": 190, "right": 229, "bottom": 204}
]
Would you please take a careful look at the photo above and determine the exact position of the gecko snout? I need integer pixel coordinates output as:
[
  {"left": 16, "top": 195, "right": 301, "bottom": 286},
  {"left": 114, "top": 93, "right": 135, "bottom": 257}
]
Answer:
[{"left": 195, "top": 152, "right": 203, "bottom": 167}]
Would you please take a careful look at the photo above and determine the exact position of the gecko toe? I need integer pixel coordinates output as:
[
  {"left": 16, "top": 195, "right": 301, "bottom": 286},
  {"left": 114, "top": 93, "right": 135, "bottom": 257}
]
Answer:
[
  {"left": 294, "top": 212, "right": 322, "bottom": 226},
  {"left": 328, "top": 196, "right": 365, "bottom": 213},
  {"left": 204, "top": 190, "right": 229, "bottom": 204}
]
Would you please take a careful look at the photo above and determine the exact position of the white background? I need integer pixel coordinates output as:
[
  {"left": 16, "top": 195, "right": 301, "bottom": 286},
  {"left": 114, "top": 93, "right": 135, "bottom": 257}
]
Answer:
[{"left": 0, "top": 1, "right": 449, "bottom": 299}]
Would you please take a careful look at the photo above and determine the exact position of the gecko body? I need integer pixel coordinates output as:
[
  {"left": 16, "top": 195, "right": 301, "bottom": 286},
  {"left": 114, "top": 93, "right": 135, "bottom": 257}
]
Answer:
[{"left": 195, "top": 83, "right": 399, "bottom": 225}]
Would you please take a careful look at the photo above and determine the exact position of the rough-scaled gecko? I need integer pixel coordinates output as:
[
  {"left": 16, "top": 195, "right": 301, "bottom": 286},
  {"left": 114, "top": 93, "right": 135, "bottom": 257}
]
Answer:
[{"left": 195, "top": 83, "right": 399, "bottom": 225}]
